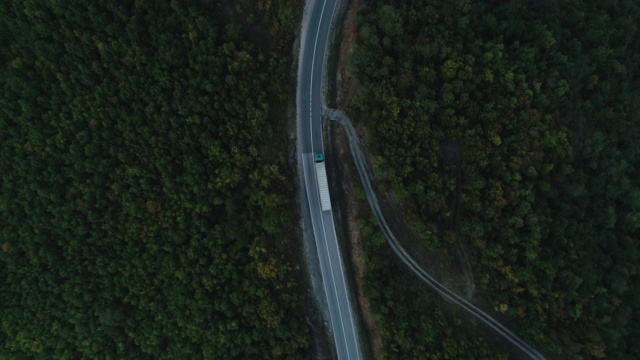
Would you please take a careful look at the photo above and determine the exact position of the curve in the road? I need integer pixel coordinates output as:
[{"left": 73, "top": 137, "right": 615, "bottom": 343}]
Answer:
[
  {"left": 328, "top": 109, "right": 547, "bottom": 360},
  {"left": 297, "top": 0, "right": 362, "bottom": 359}
]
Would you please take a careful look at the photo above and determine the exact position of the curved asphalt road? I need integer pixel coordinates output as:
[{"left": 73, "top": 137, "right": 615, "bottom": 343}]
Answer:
[{"left": 297, "top": 0, "right": 362, "bottom": 359}]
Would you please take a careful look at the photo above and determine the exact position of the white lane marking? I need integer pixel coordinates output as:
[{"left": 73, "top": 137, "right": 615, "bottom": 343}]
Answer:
[
  {"left": 319, "top": 0, "right": 361, "bottom": 357},
  {"left": 310, "top": 0, "right": 328, "bottom": 152},
  {"left": 301, "top": 155, "right": 342, "bottom": 354},
  {"left": 327, "top": 212, "right": 361, "bottom": 360},
  {"left": 309, "top": 1, "right": 354, "bottom": 359}
]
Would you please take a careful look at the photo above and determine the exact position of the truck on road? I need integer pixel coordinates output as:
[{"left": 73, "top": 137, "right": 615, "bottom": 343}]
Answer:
[{"left": 314, "top": 154, "right": 331, "bottom": 211}]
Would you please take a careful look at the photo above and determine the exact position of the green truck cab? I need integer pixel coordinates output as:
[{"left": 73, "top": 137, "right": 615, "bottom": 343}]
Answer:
[{"left": 314, "top": 153, "right": 324, "bottom": 162}]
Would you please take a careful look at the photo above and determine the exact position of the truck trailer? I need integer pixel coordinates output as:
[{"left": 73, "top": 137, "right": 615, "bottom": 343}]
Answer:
[{"left": 314, "top": 154, "right": 331, "bottom": 211}]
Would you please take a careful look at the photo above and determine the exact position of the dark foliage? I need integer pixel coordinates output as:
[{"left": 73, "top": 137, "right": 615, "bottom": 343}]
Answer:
[
  {"left": 350, "top": 0, "right": 640, "bottom": 358},
  {"left": 0, "top": 0, "right": 308, "bottom": 358},
  {"left": 358, "top": 219, "right": 507, "bottom": 359}
]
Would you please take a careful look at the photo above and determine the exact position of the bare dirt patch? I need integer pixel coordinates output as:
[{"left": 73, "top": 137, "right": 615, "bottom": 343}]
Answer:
[
  {"left": 333, "top": 0, "right": 383, "bottom": 358},
  {"left": 335, "top": 0, "right": 363, "bottom": 112}
]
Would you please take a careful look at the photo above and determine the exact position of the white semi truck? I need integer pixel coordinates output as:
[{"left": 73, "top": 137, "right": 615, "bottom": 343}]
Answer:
[{"left": 314, "top": 154, "right": 331, "bottom": 211}]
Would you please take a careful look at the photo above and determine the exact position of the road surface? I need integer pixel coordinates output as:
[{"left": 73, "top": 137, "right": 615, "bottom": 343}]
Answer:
[{"left": 297, "top": 0, "right": 361, "bottom": 359}]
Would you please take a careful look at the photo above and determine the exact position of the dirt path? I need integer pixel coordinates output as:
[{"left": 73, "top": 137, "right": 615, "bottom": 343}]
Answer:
[
  {"left": 329, "top": 108, "right": 546, "bottom": 360},
  {"left": 333, "top": 0, "right": 476, "bottom": 300},
  {"left": 446, "top": 142, "right": 476, "bottom": 299}
]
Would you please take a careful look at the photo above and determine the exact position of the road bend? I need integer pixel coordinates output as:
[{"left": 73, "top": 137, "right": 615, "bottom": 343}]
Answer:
[{"left": 297, "top": 0, "right": 362, "bottom": 359}]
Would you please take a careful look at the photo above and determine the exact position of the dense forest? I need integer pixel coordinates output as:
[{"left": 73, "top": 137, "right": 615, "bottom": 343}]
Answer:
[
  {"left": 349, "top": 0, "right": 639, "bottom": 359},
  {"left": 0, "top": 1, "right": 308, "bottom": 358},
  {"left": 357, "top": 217, "right": 508, "bottom": 359}
]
